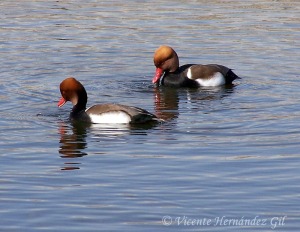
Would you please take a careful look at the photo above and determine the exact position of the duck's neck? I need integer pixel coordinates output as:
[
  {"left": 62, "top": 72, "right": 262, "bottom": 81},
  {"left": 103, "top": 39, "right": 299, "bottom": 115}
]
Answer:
[
  {"left": 70, "top": 90, "right": 87, "bottom": 118},
  {"left": 71, "top": 103, "right": 86, "bottom": 117},
  {"left": 168, "top": 67, "right": 180, "bottom": 74}
]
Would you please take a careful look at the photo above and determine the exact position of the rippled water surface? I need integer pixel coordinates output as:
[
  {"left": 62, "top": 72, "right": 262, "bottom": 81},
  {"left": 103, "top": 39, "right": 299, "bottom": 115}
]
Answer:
[{"left": 1, "top": 0, "right": 299, "bottom": 231}]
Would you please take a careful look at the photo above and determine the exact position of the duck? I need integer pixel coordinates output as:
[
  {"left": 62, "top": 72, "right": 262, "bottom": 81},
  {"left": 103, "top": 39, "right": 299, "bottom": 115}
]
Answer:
[
  {"left": 152, "top": 45, "right": 240, "bottom": 87},
  {"left": 58, "top": 77, "right": 159, "bottom": 124}
]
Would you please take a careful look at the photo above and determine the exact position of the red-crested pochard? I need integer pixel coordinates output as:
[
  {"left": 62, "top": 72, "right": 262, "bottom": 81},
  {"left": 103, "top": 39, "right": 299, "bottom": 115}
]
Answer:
[
  {"left": 153, "top": 45, "right": 240, "bottom": 87},
  {"left": 58, "top": 77, "right": 158, "bottom": 124}
]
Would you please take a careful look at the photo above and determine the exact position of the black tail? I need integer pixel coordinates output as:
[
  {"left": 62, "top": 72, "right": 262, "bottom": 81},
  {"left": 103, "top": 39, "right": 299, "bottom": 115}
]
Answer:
[{"left": 226, "top": 69, "right": 240, "bottom": 84}]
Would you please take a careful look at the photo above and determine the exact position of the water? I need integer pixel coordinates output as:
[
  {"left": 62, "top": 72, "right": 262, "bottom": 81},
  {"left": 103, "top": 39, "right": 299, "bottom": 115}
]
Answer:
[{"left": 0, "top": 0, "right": 299, "bottom": 231}]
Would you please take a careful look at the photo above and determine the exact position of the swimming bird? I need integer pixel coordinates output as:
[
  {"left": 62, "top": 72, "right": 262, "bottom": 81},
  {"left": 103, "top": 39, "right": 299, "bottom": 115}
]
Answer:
[
  {"left": 152, "top": 45, "right": 240, "bottom": 87},
  {"left": 58, "top": 77, "right": 158, "bottom": 124}
]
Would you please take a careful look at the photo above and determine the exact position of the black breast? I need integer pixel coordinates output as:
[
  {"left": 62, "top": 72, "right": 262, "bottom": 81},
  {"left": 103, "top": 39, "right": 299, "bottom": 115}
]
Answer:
[{"left": 161, "top": 64, "right": 199, "bottom": 88}]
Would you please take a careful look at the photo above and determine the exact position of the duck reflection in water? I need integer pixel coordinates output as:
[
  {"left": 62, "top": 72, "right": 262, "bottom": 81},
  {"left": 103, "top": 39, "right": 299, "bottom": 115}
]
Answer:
[
  {"left": 58, "top": 118, "right": 160, "bottom": 171},
  {"left": 153, "top": 85, "right": 237, "bottom": 122},
  {"left": 154, "top": 87, "right": 180, "bottom": 122},
  {"left": 58, "top": 120, "right": 88, "bottom": 170}
]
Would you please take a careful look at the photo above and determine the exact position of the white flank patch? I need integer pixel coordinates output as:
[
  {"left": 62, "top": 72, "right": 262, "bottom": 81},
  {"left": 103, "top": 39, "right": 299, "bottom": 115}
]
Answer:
[
  {"left": 195, "top": 72, "right": 225, "bottom": 87},
  {"left": 187, "top": 67, "right": 193, "bottom": 79},
  {"left": 87, "top": 111, "right": 131, "bottom": 124}
]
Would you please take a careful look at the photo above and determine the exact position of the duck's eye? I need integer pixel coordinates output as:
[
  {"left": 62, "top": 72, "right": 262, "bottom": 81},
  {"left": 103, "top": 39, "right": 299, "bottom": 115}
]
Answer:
[{"left": 62, "top": 90, "right": 68, "bottom": 98}]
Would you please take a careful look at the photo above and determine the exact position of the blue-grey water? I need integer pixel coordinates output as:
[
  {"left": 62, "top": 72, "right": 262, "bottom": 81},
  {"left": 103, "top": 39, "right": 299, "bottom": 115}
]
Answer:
[{"left": 0, "top": 0, "right": 299, "bottom": 231}]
